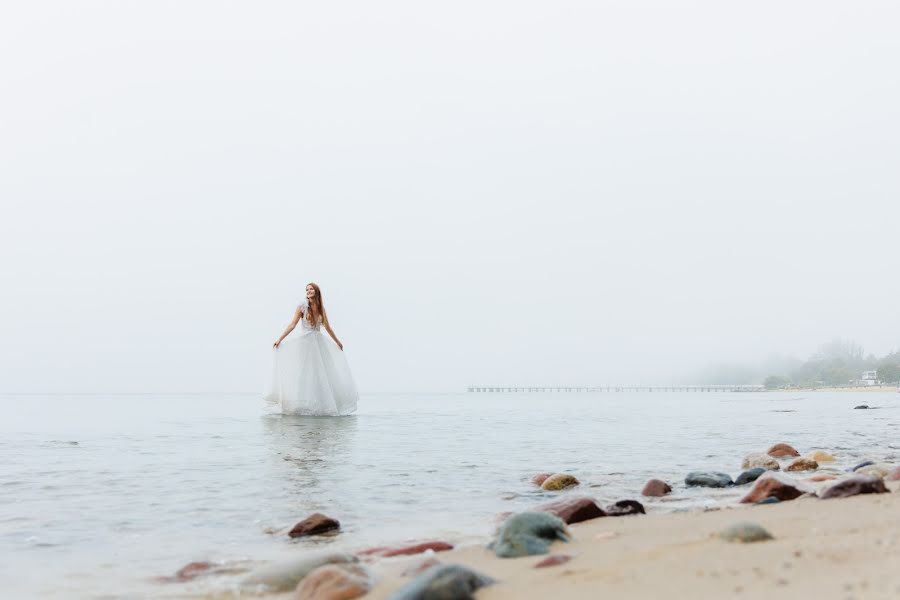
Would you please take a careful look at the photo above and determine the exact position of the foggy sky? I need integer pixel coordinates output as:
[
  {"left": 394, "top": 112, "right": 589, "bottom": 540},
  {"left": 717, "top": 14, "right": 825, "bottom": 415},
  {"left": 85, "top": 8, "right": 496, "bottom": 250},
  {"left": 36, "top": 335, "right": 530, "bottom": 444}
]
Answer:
[{"left": 2, "top": 1, "right": 899, "bottom": 393}]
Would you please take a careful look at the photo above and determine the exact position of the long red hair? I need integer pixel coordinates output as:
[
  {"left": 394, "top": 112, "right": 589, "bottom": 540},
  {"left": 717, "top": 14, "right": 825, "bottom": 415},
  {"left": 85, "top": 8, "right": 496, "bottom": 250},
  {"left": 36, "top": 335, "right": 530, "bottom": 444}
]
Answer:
[{"left": 305, "top": 282, "right": 328, "bottom": 327}]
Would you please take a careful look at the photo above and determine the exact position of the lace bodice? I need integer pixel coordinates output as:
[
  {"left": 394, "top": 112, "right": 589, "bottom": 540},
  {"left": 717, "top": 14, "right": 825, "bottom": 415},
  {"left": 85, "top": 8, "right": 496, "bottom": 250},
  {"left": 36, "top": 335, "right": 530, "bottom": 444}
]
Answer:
[{"left": 299, "top": 299, "right": 322, "bottom": 331}]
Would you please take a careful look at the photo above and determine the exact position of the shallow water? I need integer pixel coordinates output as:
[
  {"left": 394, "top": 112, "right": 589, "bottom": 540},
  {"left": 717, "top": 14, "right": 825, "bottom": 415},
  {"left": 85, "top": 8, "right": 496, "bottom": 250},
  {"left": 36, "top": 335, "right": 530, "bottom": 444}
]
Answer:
[{"left": 1, "top": 391, "right": 898, "bottom": 597}]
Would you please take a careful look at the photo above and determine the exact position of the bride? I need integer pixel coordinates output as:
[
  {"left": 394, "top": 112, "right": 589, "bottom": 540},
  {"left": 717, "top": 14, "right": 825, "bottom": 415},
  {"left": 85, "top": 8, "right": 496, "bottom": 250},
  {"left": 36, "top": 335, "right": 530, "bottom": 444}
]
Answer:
[{"left": 267, "top": 283, "right": 358, "bottom": 416}]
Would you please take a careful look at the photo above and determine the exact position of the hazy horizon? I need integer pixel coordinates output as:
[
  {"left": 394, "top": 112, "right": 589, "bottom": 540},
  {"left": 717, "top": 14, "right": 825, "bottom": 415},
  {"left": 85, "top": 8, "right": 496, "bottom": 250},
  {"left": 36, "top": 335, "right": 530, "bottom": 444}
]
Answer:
[{"left": 2, "top": 1, "right": 899, "bottom": 393}]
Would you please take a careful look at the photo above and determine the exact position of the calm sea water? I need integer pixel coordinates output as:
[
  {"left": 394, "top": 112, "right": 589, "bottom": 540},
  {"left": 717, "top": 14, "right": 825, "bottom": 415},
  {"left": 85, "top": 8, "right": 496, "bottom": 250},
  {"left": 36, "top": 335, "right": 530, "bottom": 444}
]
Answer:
[{"left": 2, "top": 391, "right": 898, "bottom": 598}]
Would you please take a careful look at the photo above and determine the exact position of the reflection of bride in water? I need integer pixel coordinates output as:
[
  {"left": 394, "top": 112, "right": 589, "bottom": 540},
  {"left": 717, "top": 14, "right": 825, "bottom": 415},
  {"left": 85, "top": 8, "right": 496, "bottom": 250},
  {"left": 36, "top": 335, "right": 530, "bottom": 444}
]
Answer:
[{"left": 266, "top": 282, "right": 359, "bottom": 416}]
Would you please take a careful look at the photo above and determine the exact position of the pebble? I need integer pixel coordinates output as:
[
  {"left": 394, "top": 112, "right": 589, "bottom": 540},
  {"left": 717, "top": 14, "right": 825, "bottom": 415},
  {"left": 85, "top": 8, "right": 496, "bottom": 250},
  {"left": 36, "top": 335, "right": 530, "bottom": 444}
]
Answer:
[
  {"left": 386, "top": 564, "right": 495, "bottom": 600},
  {"left": 719, "top": 522, "right": 774, "bottom": 543}
]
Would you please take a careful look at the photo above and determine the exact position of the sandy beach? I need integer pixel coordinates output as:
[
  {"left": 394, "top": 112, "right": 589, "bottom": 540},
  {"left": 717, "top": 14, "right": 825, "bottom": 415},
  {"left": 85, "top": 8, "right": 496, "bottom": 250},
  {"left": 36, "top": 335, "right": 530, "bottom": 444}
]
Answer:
[{"left": 362, "top": 481, "right": 900, "bottom": 599}]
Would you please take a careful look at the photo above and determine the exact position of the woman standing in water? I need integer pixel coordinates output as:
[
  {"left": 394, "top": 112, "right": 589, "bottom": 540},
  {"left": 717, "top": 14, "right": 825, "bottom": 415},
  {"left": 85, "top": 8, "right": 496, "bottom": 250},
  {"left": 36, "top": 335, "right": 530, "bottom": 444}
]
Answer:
[{"left": 267, "top": 283, "right": 358, "bottom": 415}]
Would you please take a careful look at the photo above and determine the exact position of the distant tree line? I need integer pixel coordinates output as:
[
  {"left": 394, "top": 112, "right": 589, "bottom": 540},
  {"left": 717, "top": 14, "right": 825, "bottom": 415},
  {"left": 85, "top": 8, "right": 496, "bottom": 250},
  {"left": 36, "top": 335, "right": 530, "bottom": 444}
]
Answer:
[{"left": 764, "top": 339, "right": 900, "bottom": 389}]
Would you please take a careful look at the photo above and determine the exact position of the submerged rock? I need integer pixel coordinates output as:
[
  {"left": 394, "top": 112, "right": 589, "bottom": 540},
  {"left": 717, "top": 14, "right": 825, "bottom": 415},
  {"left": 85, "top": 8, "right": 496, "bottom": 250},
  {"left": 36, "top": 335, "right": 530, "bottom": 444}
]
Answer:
[
  {"left": 786, "top": 458, "right": 818, "bottom": 472},
  {"left": 849, "top": 460, "right": 875, "bottom": 472},
  {"left": 534, "top": 496, "right": 605, "bottom": 524},
  {"left": 767, "top": 443, "right": 800, "bottom": 458},
  {"left": 531, "top": 473, "right": 553, "bottom": 486},
  {"left": 857, "top": 464, "right": 891, "bottom": 478},
  {"left": 685, "top": 471, "right": 733, "bottom": 488},
  {"left": 735, "top": 468, "right": 767, "bottom": 486},
  {"left": 604, "top": 499, "right": 645, "bottom": 517},
  {"left": 886, "top": 466, "right": 900, "bottom": 481},
  {"left": 294, "top": 563, "right": 372, "bottom": 600},
  {"left": 854, "top": 404, "right": 869, "bottom": 410},
  {"left": 386, "top": 564, "right": 495, "bottom": 600},
  {"left": 289, "top": 513, "right": 340, "bottom": 538},
  {"left": 641, "top": 479, "right": 672, "bottom": 497},
  {"left": 243, "top": 553, "right": 358, "bottom": 593},
  {"left": 739, "top": 472, "right": 814, "bottom": 504},
  {"left": 819, "top": 475, "right": 889, "bottom": 499},
  {"left": 541, "top": 473, "right": 580, "bottom": 491},
  {"left": 742, "top": 453, "right": 780, "bottom": 471},
  {"left": 534, "top": 554, "right": 573, "bottom": 568},
  {"left": 807, "top": 450, "right": 835, "bottom": 463},
  {"left": 490, "top": 512, "right": 570, "bottom": 558},
  {"left": 358, "top": 541, "right": 453, "bottom": 558},
  {"left": 719, "top": 522, "right": 774, "bottom": 543}
]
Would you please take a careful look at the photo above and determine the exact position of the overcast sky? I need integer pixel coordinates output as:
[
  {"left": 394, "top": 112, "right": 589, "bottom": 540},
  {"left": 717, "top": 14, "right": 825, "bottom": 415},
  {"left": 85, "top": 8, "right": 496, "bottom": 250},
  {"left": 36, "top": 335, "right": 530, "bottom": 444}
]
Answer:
[{"left": 1, "top": 1, "right": 898, "bottom": 393}]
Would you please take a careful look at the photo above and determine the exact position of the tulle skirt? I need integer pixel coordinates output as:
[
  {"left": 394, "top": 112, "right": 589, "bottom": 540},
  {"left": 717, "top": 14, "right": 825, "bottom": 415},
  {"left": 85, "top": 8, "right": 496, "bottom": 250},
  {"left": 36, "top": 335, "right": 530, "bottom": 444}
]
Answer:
[{"left": 265, "top": 330, "right": 358, "bottom": 416}]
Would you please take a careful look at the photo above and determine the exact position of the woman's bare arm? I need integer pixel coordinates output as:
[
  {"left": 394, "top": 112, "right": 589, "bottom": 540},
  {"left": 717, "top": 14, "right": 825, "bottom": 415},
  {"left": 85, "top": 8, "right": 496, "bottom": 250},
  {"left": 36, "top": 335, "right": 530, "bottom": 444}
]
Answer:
[
  {"left": 322, "top": 316, "right": 343, "bottom": 350},
  {"left": 273, "top": 307, "right": 303, "bottom": 348}
]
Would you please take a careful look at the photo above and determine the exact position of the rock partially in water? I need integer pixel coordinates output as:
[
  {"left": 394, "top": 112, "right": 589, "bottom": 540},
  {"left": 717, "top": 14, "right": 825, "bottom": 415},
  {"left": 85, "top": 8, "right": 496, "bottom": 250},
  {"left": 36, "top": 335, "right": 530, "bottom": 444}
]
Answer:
[
  {"left": 358, "top": 541, "right": 453, "bottom": 558},
  {"left": 719, "top": 522, "right": 774, "bottom": 543},
  {"left": 531, "top": 473, "right": 553, "bottom": 486},
  {"left": 735, "top": 468, "right": 767, "bottom": 486},
  {"left": 767, "top": 443, "right": 800, "bottom": 458},
  {"left": 886, "top": 466, "right": 900, "bottom": 481},
  {"left": 849, "top": 460, "right": 875, "bottom": 472},
  {"left": 819, "top": 475, "right": 889, "bottom": 499},
  {"left": 243, "top": 553, "right": 358, "bottom": 593},
  {"left": 739, "top": 472, "right": 814, "bottom": 504},
  {"left": 857, "top": 464, "right": 891, "bottom": 478},
  {"left": 490, "top": 512, "right": 570, "bottom": 558},
  {"left": 807, "top": 450, "right": 835, "bottom": 463},
  {"left": 294, "top": 563, "right": 372, "bottom": 600},
  {"left": 604, "top": 499, "right": 645, "bottom": 517},
  {"left": 742, "top": 453, "right": 780, "bottom": 471},
  {"left": 386, "top": 564, "right": 495, "bottom": 600},
  {"left": 534, "top": 554, "right": 573, "bottom": 568},
  {"left": 786, "top": 458, "right": 818, "bottom": 472},
  {"left": 534, "top": 496, "right": 606, "bottom": 524},
  {"left": 173, "top": 561, "right": 213, "bottom": 582},
  {"left": 854, "top": 404, "right": 869, "bottom": 410},
  {"left": 541, "top": 473, "right": 580, "bottom": 491},
  {"left": 641, "top": 479, "right": 672, "bottom": 497},
  {"left": 289, "top": 513, "right": 340, "bottom": 538},
  {"left": 685, "top": 471, "right": 733, "bottom": 488}
]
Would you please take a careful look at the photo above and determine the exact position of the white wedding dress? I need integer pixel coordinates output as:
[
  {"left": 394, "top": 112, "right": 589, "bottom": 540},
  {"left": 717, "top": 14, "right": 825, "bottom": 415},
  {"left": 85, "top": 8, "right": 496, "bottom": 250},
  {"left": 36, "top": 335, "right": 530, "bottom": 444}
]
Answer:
[{"left": 265, "top": 300, "right": 359, "bottom": 416}]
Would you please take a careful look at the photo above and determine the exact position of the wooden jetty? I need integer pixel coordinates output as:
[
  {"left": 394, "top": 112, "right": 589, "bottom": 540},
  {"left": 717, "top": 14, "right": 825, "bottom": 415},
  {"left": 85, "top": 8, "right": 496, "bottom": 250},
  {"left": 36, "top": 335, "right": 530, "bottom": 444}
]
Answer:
[{"left": 467, "top": 385, "right": 765, "bottom": 393}]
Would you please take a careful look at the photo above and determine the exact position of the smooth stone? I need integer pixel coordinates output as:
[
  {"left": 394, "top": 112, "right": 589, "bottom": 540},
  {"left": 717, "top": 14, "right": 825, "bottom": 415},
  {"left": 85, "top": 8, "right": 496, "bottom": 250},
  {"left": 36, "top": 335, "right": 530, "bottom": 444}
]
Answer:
[
  {"left": 534, "top": 496, "right": 606, "bottom": 524},
  {"left": 490, "top": 512, "right": 570, "bottom": 558},
  {"left": 807, "top": 450, "right": 835, "bottom": 463},
  {"left": 531, "top": 473, "right": 553, "bottom": 486},
  {"left": 786, "top": 458, "right": 818, "bottom": 472},
  {"left": 742, "top": 453, "right": 780, "bottom": 471},
  {"left": 854, "top": 404, "right": 869, "bottom": 409},
  {"left": 358, "top": 541, "right": 453, "bottom": 558},
  {"left": 386, "top": 564, "right": 495, "bottom": 600},
  {"left": 540, "top": 473, "right": 580, "bottom": 491},
  {"left": 294, "top": 563, "right": 372, "bottom": 600},
  {"left": 739, "top": 472, "right": 814, "bottom": 504},
  {"left": 767, "top": 443, "right": 800, "bottom": 458},
  {"left": 243, "top": 553, "right": 358, "bottom": 593},
  {"left": 641, "top": 479, "right": 672, "bottom": 497},
  {"left": 534, "top": 554, "right": 573, "bottom": 568},
  {"left": 857, "top": 464, "right": 891, "bottom": 478},
  {"left": 735, "top": 468, "right": 767, "bottom": 486},
  {"left": 289, "top": 513, "right": 341, "bottom": 538},
  {"left": 685, "top": 471, "right": 733, "bottom": 488},
  {"left": 820, "top": 475, "right": 890, "bottom": 499},
  {"left": 719, "top": 522, "right": 774, "bottom": 543},
  {"left": 886, "top": 466, "right": 900, "bottom": 481},
  {"left": 849, "top": 460, "right": 875, "bottom": 472},
  {"left": 604, "top": 499, "right": 645, "bottom": 517}
]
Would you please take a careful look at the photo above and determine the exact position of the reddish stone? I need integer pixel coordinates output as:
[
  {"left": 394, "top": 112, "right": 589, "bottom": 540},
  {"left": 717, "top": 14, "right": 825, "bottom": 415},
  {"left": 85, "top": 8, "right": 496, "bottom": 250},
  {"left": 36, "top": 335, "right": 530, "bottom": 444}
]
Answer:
[
  {"left": 819, "top": 475, "right": 890, "bottom": 499},
  {"left": 604, "top": 499, "right": 645, "bottom": 516},
  {"left": 739, "top": 472, "right": 813, "bottom": 503},
  {"left": 293, "top": 563, "right": 371, "bottom": 600},
  {"left": 808, "top": 473, "right": 837, "bottom": 482},
  {"left": 531, "top": 473, "right": 553, "bottom": 486},
  {"left": 767, "top": 443, "right": 800, "bottom": 458},
  {"left": 534, "top": 554, "right": 573, "bottom": 568},
  {"left": 641, "top": 479, "right": 672, "bottom": 497},
  {"left": 357, "top": 541, "right": 453, "bottom": 558},
  {"left": 289, "top": 513, "right": 340, "bottom": 538},
  {"left": 785, "top": 458, "right": 818, "bottom": 472},
  {"left": 534, "top": 496, "right": 606, "bottom": 524},
  {"left": 174, "top": 561, "right": 213, "bottom": 581},
  {"left": 887, "top": 466, "right": 900, "bottom": 482}
]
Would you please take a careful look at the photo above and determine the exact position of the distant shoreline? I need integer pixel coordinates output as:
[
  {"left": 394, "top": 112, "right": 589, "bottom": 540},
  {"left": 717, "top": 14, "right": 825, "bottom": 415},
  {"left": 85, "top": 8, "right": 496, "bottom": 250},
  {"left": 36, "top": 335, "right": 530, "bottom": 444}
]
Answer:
[{"left": 767, "top": 386, "right": 898, "bottom": 393}]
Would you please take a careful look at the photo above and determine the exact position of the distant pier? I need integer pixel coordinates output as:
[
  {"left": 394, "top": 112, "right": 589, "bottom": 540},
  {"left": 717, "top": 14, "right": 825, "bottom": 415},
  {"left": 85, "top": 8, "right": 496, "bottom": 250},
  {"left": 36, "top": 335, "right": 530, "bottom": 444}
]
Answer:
[{"left": 467, "top": 385, "right": 765, "bottom": 393}]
